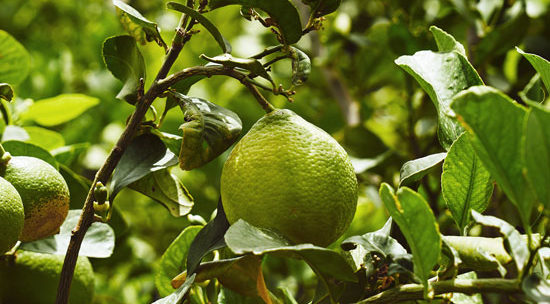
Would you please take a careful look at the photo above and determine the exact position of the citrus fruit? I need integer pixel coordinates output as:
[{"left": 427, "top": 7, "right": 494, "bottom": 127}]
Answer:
[
  {"left": 1, "top": 156, "right": 70, "bottom": 242},
  {"left": 221, "top": 109, "right": 358, "bottom": 247},
  {"left": 0, "top": 176, "right": 24, "bottom": 254},
  {"left": 0, "top": 251, "right": 94, "bottom": 304}
]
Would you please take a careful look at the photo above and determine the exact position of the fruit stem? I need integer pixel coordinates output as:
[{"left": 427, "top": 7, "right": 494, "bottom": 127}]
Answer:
[{"left": 0, "top": 143, "right": 11, "bottom": 172}]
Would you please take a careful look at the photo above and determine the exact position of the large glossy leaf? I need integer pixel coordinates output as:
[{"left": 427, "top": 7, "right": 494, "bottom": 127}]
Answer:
[
  {"left": 471, "top": 211, "right": 529, "bottom": 272},
  {"left": 451, "top": 86, "right": 535, "bottom": 228},
  {"left": 441, "top": 133, "right": 493, "bottom": 233},
  {"left": 103, "top": 35, "right": 146, "bottom": 104},
  {"left": 153, "top": 273, "right": 196, "bottom": 304},
  {"left": 524, "top": 104, "right": 550, "bottom": 209},
  {"left": 399, "top": 152, "right": 447, "bottom": 187},
  {"left": 0, "top": 30, "right": 30, "bottom": 85},
  {"left": 429, "top": 26, "right": 466, "bottom": 56},
  {"left": 155, "top": 226, "right": 202, "bottom": 297},
  {"left": 113, "top": 0, "right": 166, "bottom": 49},
  {"left": 21, "top": 94, "right": 100, "bottom": 126},
  {"left": 171, "top": 94, "right": 242, "bottom": 170},
  {"left": 517, "top": 48, "right": 550, "bottom": 93},
  {"left": 395, "top": 51, "right": 483, "bottom": 149},
  {"left": 208, "top": 0, "right": 302, "bottom": 44},
  {"left": 129, "top": 169, "right": 193, "bottom": 217},
  {"left": 186, "top": 199, "right": 230, "bottom": 275},
  {"left": 379, "top": 183, "right": 441, "bottom": 292},
  {"left": 225, "top": 220, "right": 356, "bottom": 283},
  {"left": 20, "top": 210, "right": 115, "bottom": 258},
  {"left": 0, "top": 83, "right": 13, "bottom": 101},
  {"left": 110, "top": 133, "right": 178, "bottom": 199},
  {"left": 2, "top": 140, "right": 58, "bottom": 169},
  {"left": 167, "top": 2, "right": 231, "bottom": 53}
]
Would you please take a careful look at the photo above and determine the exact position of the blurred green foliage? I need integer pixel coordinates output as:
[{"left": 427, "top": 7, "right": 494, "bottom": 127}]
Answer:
[{"left": 2, "top": 0, "right": 550, "bottom": 303}]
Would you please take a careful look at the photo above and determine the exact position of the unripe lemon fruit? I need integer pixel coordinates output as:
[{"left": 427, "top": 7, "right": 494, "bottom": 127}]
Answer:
[
  {"left": 1, "top": 156, "right": 70, "bottom": 242},
  {"left": 0, "top": 176, "right": 24, "bottom": 254},
  {"left": 0, "top": 251, "right": 94, "bottom": 304},
  {"left": 221, "top": 109, "right": 357, "bottom": 247}
]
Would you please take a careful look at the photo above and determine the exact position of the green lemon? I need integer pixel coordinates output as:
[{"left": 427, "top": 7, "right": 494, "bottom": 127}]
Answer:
[
  {"left": 1, "top": 156, "right": 70, "bottom": 242},
  {"left": 0, "top": 251, "right": 94, "bottom": 304},
  {"left": 0, "top": 176, "right": 24, "bottom": 254},
  {"left": 221, "top": 109, "right": 358, "bottom": 247}
]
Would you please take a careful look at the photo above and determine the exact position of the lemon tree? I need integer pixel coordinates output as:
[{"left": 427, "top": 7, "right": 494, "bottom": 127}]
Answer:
[{"left": 221, "top": 109, "right": 357, "bottom": 246}]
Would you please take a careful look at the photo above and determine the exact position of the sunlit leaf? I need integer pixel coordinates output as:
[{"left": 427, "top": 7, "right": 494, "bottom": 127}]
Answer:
[
  {"left": 153, "top": 273, "right": 196, "bottom": 304},
  {"left": 399, "top": 152, "right": 447, "bottom": 187},
  {"left": 442, "top": 235, "right": 512, "bottom": 272},
  {"left": 290, "top": 47, "right": 311, "bottom": 86},
  {"left": 517, "top": 47, "right": 550, "bottom": 92},
  {"left": 113, "top": 0, "right": 166, "bottom": 49},
  {"left": 208, "top": 0, "right": 302, "bottom": 44},
  {"left": 2, "top": 140, "right": 58, "bottom": 169},
  {"left": 110, "top": 133, "right": 178, "bottom": 199},
  {"left": 429, "top": 25, "right": 466, "bottom": 56},
  {"left": 24, "top": 126, "right": 65, "bottom": 150},
  {"left": 0, "top": 30, "right": 30, "bottom": 85},
  {"left": 451, "top": 86, "right": 535, "bottom": 228},
  {"left": 441, "top": 133, "right": 493, "bottom": 233},
  {"left": 167, "top": 2, "right": 231, "bottom": 53},
  {"left": 51, "top": 143, "right": 90, "bottom": 166},
  {"left": 522, "top": 273, "right": 550, "bottom": 304},
  {"left": 155, "top": 226, "right": 202, "bottom": 297},
  {"left": 103, "top": 35, "right": 146, "bottom": 104},
  {"left": 21, "top": 94, "right": 100, "bottom": 127},
  {"left": 379, "top": 183, "right": 441, "bottom": 292},
  {"left": 129, "top": 169, "right": 194, "bottom": 217},
  {"left": 20, "top": 210, "right": 115, "bottom": 258},
  {"left": 395, "top": 50, "right": 483, "bottom": 149}
]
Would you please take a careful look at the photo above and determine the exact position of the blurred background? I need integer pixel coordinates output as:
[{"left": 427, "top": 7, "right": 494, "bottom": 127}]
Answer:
[{"left": 1, "top": 0, "right": 550, "bottom": 302}]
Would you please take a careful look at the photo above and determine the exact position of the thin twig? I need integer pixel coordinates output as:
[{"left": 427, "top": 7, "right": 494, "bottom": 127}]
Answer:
[{"left": 356, "top": 279, "right": 521, "bottom": 304}]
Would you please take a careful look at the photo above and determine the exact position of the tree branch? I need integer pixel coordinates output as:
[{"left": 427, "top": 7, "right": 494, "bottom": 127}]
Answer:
[{"left": 357, "top": 279, "right": 521, "bottom": 304}]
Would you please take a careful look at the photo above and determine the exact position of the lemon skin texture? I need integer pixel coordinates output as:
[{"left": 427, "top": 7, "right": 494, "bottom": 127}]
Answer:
[
  {"left": 2, "top": 156, "right": 70, "bottom": 242},
  {"left": 221, "top": 109, "right": 358, "bottom": 247},
  {"left": 0, "top": 176, "right": 24, "bottom": 254},
  {"left": 0, "top": 251, "right": 94, "bottom": 304}
]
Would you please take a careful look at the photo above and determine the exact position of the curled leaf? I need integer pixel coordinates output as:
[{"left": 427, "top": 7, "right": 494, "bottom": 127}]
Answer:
[
  {"left": 201, "top": 54, "right": 273, "bottom": 84},
  {"left": 113, "top": 0, "right": 167, "bottom": 49}
]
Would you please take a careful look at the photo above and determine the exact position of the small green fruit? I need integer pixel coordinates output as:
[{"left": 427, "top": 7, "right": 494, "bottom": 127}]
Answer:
[{"left": 0, "top": 176, "right": 24, "bottom": 254}]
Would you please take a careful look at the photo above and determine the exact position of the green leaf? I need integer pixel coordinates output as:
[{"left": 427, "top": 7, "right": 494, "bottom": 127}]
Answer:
[
  {"left": 225, "top": 219, "right": 356, "bottom": 283},
  {"left": 429, "top": 25, "right": 466, "bottom": 56},
  {"left": 21, "top": 94, "right": 100, "bottom": 127},
  {"left": 51, "top": 143, "right": 90, "bottom": 166},
  {"left": 113, "top": 0, "right": 166, "bottom": 49},
  {"left": 451, "top": 86, "right": 535, "bottom": 228},
  {"left": 379, "top": 183, "right": 441, "bottom": 292},
  {"left": 172, "top": 94, "right": 242, "bottom": 170},
  {"left": 167, "top": 2, "right": 231, "bottom": 53},
  {"left": 128, "top": 169, "right": 194, "bottom": 217},
  {"left": 302, "top": 0, "right": 341, "bottom": 17},
  {"left": 471, "top": 211, "right": 529, "bottom": 272},
  {"left": 441, "top": 133, "right": 493, "bottom": 233},
  {"left": 20, "top": 210, "right": 115, "bottom": 258},
  {"left": 201, "top": 54, "right": 273, "bottom": 84},
  {"left": 103, "top": 35, "right": 146, "bottom": 104},
  {"left": 451, "top": 272, "right": 483, "bottom": 304},
  {"left": 2, "top": 140, "right": 58, "bottom": 169},
  {"left": 217, "top": 286, "right": 265, "bottom": 304},
  {"left": 0, "top": 30, "right": 30, "bottom": 85},
  {"left": 186, "top": 199, "right": 230, "bottom": 275},
  {"left": 442, "top": 235, "right": 512, "bottom": 272},
  {"left": 0, "top": 83, "right": 13, "bottom": 101},
  {"left": 395, "top": 51, "right": 483, "bottom": 149},
  {"left": 59, "top": 164, "right": 91, "bottom": 210},
  {"left": 155, "top": 226, "right": 202, "bottom": 297},
  {"left": 153, "top": 273, "right": 196, "bottom": 304},
  {"left": 208, "top": 0, "right": 302, "bottom": 44},
  {"left": 524, "top": 104, "right": 550, "bottom": 209},
  {"left": 399, "top": 152, "right": 447, "bottom": 187},
  {"left": 517, "top": 47, "right": 550, "bottom": 95},
  {"left": 24, "top": 126, "right": 65, "bottom": 150},
  {"left": 522, "top": 273, "right": 550, "bottom": 304},
  {"left": 290, "top": 47, "right": 311, "bottom": 86},
  {"left": 519, "top": 74, "right": 545, "bottom": 104},
  {"left": 110, "top": 133, "right": 178, "bottom": 199},
  {"left": 349, "top": 151, "right": 392, "bottom": 174}
]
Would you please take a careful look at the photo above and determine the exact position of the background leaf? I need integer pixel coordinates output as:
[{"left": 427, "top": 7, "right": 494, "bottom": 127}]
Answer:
[
  {"left": 113, "top": 0, "right": 166, "bottom": 49},
  {"left": 441, "top": 132, "right": 493, "bottom": 233},
  {"left": 451, "top": 86, "right": 535, "bottom": 229},
  {"left": 0, "top": 30, "right": 30, "bottom": 85},
  {"left": 379, "top": 183, "right": 441, "bottom": 291},
  {"left": 208, "top": 0, "right": 303, "bottom": 44},
  {"left": 102, "top": 35, "right": 146, "bottom": 104},
  {"left": 302, "top": 0, "right": 342, "bottom": 17},
  {"left": 22, "top": 94, "right": 100, "bottom": 126},
  {"left": 20, "top": 210, "right": 115, "bottom": 258},
  {"left": 399, "top": 152, "right": 446, "bottom": 187},
  {"left": 395, "top": 50, "right": 483, "bottom": 149}
]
